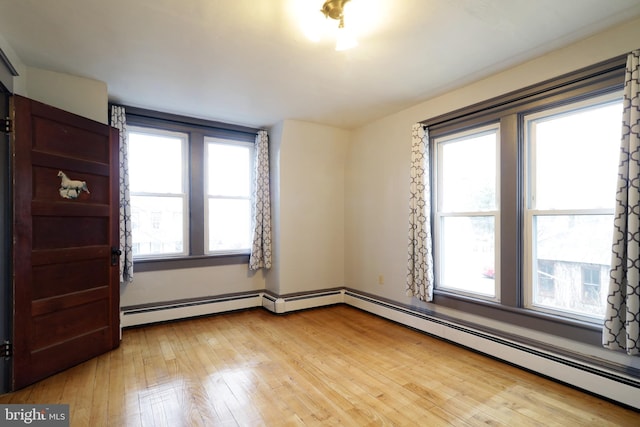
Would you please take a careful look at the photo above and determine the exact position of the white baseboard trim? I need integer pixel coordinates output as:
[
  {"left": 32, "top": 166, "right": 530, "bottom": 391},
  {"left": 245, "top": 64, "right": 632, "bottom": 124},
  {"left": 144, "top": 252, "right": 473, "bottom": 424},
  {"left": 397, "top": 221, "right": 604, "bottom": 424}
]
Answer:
[{"left": 120, "top": 288, "right": 639, "bottom": 409}]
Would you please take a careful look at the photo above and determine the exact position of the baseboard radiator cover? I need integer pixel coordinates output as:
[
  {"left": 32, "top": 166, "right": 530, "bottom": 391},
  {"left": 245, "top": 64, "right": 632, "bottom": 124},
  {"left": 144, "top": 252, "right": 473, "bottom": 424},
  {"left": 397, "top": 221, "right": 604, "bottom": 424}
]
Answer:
[
  {"left": 262, "top": 289, "right": 345, "bottom": 314},
  {"left": 121, "top": 289, "right": 345, "bottom": 327},
  {"left": 121, "top": 292, "right": 263, "bottom": 327},
  {"left": 343, "top": 290, "right": 640, "bottom": 410}
]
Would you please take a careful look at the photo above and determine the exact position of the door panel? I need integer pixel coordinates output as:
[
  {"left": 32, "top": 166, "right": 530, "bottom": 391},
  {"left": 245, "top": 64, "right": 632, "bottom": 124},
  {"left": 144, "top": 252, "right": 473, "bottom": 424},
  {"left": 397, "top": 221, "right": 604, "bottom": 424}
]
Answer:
[
  {"left": 10, "top": 95, "right": 119, "bottom": 390},
  {"left": 31, "top": 115, "right": 110, "bottom": 162},
  {"left": 32, "top": 258, "right": 108, "bottom": 299}
]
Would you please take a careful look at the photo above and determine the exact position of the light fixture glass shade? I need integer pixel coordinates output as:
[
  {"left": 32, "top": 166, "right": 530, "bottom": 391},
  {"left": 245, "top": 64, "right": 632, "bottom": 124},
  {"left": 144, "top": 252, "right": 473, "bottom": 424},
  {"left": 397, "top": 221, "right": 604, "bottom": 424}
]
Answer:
[{"left": 335, "top": 25, "right": 358, "bottom": 51}]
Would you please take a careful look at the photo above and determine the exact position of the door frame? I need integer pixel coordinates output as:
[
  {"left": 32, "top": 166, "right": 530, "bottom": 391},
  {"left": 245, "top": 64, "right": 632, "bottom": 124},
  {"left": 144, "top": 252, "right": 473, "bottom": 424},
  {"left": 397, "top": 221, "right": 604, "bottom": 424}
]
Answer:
[{"left": 0, "top": 81, "right": 10, "bottom": 394}]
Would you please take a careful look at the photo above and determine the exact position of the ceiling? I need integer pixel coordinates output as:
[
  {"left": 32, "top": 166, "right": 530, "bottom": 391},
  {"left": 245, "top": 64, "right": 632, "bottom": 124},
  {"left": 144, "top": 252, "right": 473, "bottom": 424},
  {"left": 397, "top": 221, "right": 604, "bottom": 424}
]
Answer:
[{"left": 1, "top": 0, "right": 640, "bottom": 130}]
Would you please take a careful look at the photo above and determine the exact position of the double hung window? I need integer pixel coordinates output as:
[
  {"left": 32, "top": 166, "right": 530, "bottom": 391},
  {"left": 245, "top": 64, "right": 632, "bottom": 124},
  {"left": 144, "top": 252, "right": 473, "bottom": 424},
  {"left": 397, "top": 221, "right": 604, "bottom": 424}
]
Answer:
[
  {"left": 523, "top": 94, "right": 621, "bottom": 320},
  {"left": 205, "top": 138, "right": 254, "bottom": 254},
  {"left": 129, "top": 127, "right": 188, "bottom": 258},
  {"left": 434, "top": 124, "right": 500, "bottom": 300},
  {"left": 428, "top": 56, "right": 625, "bottom": 326},
  {"left": 124, "top": 107, "right": 258, "bottom": 268}
]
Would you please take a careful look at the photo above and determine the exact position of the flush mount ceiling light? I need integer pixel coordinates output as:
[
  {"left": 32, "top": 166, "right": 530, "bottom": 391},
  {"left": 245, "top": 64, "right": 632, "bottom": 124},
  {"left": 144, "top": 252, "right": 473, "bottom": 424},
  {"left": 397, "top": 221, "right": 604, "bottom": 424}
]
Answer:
[{"left": 321, "top": 0, "right": 358, "bottom": 51}]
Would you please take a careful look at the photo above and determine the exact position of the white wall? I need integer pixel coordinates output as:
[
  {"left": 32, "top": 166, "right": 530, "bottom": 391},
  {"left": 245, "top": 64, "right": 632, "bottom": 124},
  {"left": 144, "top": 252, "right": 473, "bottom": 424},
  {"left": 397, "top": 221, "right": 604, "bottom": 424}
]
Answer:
[
  {"left": 24, "top": 67, "right": 108, "bottom": 124},
  {"left": 266, "top": 121, "right": 284, "bottom": 294},
  {"left": 345, "top": 17, "right": 640, "bottom": 368},
  {"left": 345, "top": 116, "right": 411, "bottom": 294},
  {"left": 0, "top": 33, "right": 106, "bottom": 123},
  {"left": 268, "top": 119, "right": 348, "bottom": 295},
  {"left": 120, "top": 264, "right": 266, "bottom": 307}
]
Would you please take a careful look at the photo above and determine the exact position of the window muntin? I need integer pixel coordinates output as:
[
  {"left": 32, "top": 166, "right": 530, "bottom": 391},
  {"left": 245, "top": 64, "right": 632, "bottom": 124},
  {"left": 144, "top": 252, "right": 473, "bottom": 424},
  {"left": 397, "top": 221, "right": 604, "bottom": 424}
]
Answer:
[
  {"left": 524, "top": 93, "right": 622, "bottom": 320},
  {"left": 128, "top": 127, "right": 188, "bottom": 258},
  {"left": 205, "top": 139, "right": 254, "bottom": 254},
  {"left": 435, "top": 124, "right": 500, "bottom": 300}
]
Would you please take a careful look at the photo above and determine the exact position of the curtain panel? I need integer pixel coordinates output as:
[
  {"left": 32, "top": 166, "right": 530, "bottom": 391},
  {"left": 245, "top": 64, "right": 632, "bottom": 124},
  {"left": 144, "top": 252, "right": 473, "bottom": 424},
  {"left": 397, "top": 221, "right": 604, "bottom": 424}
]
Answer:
[
  {"left": 603, "top": 49, "right": 640, "bottom": 355},
  {"left": 249, "top": 130, "right": 272, "bottom": 270},
  {"left": 110, "top": 105, "right": 134, "bottom": 284},
  {"left": 406, "top": 124, "right": 434, "bottom": 302}
]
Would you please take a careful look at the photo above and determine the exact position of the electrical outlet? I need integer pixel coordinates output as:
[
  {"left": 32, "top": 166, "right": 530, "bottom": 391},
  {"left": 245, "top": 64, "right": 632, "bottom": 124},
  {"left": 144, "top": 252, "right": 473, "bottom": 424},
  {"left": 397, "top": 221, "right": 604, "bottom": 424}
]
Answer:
[{"left": 378, "top": 275, "right": 384, "bottom": 285}]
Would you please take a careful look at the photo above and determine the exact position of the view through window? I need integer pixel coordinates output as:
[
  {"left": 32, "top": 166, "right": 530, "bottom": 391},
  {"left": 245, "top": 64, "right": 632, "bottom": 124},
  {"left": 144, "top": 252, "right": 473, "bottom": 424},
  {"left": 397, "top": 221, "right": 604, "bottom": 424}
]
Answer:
[
  {"left": 128, "top": 127, "right": 188, "bottom": 258},
  {"left": 206, "top": 139, "right": 254, "bottom": 254},
  {"left": 524, "top": 94, "right": 622, "bottom": 320},
  {"left": 127, "top": 121, "right": 256, "bottom": 261},
  {"left": 435, "top": 125, "right": 499, "bottom": 300}
]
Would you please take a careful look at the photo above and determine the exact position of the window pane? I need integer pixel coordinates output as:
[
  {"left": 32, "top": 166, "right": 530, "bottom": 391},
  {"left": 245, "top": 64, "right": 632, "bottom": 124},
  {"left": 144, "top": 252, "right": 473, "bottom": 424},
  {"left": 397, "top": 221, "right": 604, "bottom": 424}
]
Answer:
[
  {"left": 207, "top": 142, "right": 252, "bottom": 197},
  {"left": 528, "top": 101, "right": 621, "bottom": 210},
  {"left": 208, "top": 199, "right": 251, "bottom": 252},
  {"left": 131, "top": 196, "right": 185, "bottom": 256},
  {"left": 129, "top": 131, "right": 185, "bottom": 194},
  {"left": 440, "top": 130, "right": 497, "bottom": 212},
  {"left": 532, "top": 214, "right": 612, "bottom": 318},
  {"left": 440, "top": 216, "right": 495, "bottom": 297}
]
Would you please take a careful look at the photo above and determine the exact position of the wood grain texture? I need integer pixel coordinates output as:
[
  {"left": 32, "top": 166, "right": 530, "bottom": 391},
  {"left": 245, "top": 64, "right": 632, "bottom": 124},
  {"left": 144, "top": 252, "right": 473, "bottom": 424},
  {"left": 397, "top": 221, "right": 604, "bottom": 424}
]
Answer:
[
  {"left": 10, "top": 95, "right": 120, "bottom": 389},
  {"left": 1, "top": 305, "right": 638, "bottom": 426}
]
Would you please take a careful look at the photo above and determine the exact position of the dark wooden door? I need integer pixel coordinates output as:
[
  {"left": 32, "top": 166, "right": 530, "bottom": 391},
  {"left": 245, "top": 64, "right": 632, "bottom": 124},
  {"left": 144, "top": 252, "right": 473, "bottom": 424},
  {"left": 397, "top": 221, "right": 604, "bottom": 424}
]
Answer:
[{"left": 10, "top": 95, "right": 120, "bottom": 390}]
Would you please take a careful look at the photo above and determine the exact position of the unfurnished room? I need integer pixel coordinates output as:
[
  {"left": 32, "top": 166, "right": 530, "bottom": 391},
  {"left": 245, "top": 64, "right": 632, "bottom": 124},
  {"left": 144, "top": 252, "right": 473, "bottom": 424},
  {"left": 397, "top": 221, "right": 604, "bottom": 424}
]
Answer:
[{"left": 0, "top": 0, "right": 639, "bottom": 425}]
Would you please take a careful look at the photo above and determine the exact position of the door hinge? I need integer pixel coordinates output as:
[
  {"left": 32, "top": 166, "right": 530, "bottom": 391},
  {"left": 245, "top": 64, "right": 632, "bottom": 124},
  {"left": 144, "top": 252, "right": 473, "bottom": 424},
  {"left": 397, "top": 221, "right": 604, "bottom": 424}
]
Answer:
[
  {"left": 2, "top": 340, "right": 11, "bottom": 359},
  {"left": 3, "top": 117, "right": 11, "bottom": 134}
]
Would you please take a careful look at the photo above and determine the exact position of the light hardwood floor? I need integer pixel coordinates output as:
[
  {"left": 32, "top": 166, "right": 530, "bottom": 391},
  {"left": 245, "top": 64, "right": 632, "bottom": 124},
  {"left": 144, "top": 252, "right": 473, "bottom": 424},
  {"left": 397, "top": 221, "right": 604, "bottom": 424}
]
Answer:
[{"left": 1, "top": 305, "right": 638, "bottom": 426}]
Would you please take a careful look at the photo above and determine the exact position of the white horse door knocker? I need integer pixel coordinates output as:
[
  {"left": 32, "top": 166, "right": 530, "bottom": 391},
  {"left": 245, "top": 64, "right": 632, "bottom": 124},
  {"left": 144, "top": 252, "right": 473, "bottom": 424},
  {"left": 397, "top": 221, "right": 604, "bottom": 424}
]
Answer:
[{"left": 58, "top": 171, "right": 90, "bottom": 199}]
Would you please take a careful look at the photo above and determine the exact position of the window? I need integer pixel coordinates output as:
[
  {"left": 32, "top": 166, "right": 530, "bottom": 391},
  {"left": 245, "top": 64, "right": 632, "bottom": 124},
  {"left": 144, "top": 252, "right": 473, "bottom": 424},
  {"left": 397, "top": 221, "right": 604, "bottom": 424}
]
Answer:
[
  {"left": 123, "top": 107, "right": 258, "bottom": 269},
  {"left": 435, "top": 124, "right": 499, "bottom": 300},
  {"left": 205, "top": 138, "right": 254, "bottom": 254},
  {"left": 425, "top": 55, "right": 626, "bottom": 328},
  {"left": 524, "top": 94, "right": 621, "bottom": 320},
  {"left": 128, "top": 127, "right": 188, "bottom": 258}
]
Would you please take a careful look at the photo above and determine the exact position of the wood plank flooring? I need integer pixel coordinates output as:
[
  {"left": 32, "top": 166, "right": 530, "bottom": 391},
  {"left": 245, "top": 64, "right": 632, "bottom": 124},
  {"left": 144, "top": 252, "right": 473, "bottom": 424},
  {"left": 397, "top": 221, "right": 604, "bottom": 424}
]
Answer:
[{"left": 1, "top": 305, "right": 638, "bottom": 426}]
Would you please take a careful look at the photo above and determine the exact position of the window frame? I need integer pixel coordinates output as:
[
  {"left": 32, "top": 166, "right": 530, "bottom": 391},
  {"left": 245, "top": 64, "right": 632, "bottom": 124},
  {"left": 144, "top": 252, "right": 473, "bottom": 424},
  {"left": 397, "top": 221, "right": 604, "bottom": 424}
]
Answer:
[
  {"left": 422, "top": 55, "right": 626, "bottom": 345},
  {"left": 118, "top": 106, "right": 259, "bottom": 271}
]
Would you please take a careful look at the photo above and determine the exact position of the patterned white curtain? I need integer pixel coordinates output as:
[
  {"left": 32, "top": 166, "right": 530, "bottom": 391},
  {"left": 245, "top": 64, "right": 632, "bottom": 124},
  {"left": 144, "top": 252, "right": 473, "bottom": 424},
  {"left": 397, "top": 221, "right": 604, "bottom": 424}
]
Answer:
[
  {"left": 603, "top": 49, "right": 640, "bottom": 355},
  {"left": 110, "top": 106, "right": 134, "bottom": 284},
  {"left": 406, "top": 124, "right": 434, "bottom": 302},
  {"left": 249, "top": 130, "right": 272, "bottom": 270}
]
